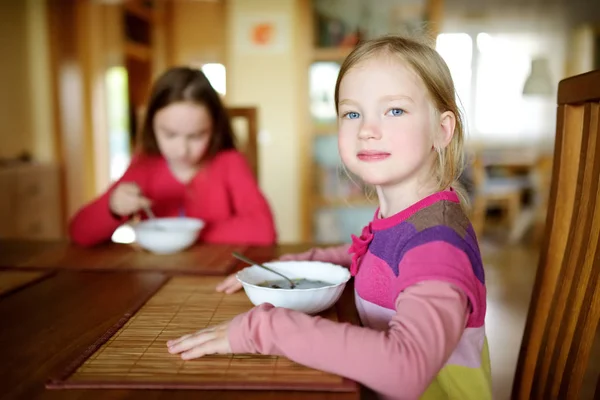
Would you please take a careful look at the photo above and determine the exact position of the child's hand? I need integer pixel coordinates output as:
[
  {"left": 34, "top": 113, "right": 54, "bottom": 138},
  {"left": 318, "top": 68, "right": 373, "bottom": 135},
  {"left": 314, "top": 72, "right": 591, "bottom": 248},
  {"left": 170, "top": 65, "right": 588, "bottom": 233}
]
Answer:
[
  {"left": 215, "top": 274, "right": 243, "bottom": 294},
  {"left": 166, "top": 321, "right": 232, "bottom": 360},
  {"left": 279, "top": 248, "right": 315, "bottom": 261},
  {"left": 109, "top": 182, "right": 151, "bottom": 217}
]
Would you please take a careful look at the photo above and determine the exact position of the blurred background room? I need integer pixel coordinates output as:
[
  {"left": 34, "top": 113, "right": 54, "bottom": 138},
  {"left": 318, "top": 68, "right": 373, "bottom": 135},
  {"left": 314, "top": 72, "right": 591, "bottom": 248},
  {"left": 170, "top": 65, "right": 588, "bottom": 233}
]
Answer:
[{"left": 0, "top": 0, "right": 598, "bottom": 398}]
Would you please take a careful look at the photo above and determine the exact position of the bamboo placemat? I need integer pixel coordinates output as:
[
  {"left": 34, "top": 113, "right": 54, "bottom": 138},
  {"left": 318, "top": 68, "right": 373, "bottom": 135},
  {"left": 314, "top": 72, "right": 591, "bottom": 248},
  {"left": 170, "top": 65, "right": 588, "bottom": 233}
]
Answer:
[
  {"left": 15, "top": 244, "right": 246, "bottom": 275},
  {"left": 47, "top": 276, "right": 356, "bottom": 392},
  {"left": 0, "top": 270, "right": 51, "bottom": 298}
]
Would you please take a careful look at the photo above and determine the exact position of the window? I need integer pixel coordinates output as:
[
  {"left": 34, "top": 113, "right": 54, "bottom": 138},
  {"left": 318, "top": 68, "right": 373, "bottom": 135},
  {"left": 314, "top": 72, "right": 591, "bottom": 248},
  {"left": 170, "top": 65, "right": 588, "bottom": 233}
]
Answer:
[
  {"left": 435, "top": 33, "right": 473, "bottom": 131},
  {"left": 309, "top": 61, "right": 340, "bottom": 124},
  {"left": 200, "top": 63, "right": 226, "bottom": 96},
  {"left": 436, "top": 32, "right": 557, "bottom": 144},
  {"left": 105, "top": 66, "right": 132, "bottom": 182}
]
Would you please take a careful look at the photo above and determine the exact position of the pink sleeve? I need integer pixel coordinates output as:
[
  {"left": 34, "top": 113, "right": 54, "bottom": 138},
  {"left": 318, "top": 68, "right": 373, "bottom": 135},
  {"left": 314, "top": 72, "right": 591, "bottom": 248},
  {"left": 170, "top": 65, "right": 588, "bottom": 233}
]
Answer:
[
  {"left": 200, "top": 151, "right": 276, "bottom": 245},
  {"left": 68, "top": 156, "right": 149, "bottom": 247},
  {"left": 228, "top": 280, "right": 468, "bottom": 399},
  {"left": 280, "top": 244, "right": 352, "bottom": 268}
]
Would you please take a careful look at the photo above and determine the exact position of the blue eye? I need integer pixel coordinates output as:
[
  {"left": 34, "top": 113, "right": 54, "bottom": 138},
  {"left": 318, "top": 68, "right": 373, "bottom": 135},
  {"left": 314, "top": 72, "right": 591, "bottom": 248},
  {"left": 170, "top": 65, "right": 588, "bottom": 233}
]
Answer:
[
  {"left": 344, "top": 111, "right": 360, "bottom": 119},
  {"left": 387, "top": 108, "right": 405, "bottom": 116}
]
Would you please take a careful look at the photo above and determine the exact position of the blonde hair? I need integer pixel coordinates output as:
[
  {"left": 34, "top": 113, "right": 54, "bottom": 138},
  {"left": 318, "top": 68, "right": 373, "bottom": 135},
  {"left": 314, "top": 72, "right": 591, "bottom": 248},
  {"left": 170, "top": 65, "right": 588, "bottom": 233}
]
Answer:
[{"left": 334, "top": 35, "right": 469, "bottom": 208}]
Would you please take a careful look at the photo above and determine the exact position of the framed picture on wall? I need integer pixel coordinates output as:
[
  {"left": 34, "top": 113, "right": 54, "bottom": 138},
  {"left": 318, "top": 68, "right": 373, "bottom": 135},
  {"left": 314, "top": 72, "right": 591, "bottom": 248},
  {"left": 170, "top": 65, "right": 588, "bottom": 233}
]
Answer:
[{"left": 233, "top": 13, "right": 291, "bottom": 54}]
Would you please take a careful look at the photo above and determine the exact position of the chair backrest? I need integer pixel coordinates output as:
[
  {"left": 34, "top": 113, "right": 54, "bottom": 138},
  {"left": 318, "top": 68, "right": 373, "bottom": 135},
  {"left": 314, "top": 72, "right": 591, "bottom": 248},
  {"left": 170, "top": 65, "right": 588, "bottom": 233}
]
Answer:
[
  {"left": 468, "top": 150, "right": 485, "bottom": 191},
  {"left": 227, "top": 107, "right": 258, "bottom": 179},
  {"left": 512, "top": 69, "right": 600, "bottom": 399}
]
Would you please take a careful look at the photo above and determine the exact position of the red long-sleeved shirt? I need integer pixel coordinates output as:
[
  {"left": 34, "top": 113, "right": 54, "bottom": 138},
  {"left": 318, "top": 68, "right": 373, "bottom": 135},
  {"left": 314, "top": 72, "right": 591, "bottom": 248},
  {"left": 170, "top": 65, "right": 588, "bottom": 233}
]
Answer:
[{"left": 69, "top": 149, "right": 277, "bottom": 246}]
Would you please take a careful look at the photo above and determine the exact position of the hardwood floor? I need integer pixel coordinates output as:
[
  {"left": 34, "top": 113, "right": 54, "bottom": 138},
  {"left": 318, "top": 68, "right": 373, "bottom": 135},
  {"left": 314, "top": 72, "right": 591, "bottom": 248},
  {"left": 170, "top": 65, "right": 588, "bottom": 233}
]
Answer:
[{"left": 481, "top": 237, "right": 540, "bottom": 400}]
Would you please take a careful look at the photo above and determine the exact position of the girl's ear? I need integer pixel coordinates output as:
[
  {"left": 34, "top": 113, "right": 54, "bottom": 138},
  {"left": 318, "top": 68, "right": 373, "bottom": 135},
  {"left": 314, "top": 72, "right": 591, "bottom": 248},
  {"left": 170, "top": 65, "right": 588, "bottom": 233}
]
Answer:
[{"left": 435, "top": 111, "right": 456, "bottom": 149}]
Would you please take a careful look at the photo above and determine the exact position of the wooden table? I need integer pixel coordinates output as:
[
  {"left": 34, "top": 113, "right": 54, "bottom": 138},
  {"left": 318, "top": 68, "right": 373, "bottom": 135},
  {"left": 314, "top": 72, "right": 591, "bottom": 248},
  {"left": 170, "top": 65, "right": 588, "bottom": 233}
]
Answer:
[{"left": 0, "top": 240, "right": 362, "bottom": 400}]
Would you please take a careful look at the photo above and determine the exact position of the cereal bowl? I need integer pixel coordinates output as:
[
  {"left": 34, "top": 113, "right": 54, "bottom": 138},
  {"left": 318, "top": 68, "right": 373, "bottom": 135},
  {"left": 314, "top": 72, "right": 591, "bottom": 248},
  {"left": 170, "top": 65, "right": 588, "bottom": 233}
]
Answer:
[
  {"left": 134, "top": 217, "right": 204, "bottom": 254},
  {"left": 236, "top": 260, "right": 351, "bottom": 314}
]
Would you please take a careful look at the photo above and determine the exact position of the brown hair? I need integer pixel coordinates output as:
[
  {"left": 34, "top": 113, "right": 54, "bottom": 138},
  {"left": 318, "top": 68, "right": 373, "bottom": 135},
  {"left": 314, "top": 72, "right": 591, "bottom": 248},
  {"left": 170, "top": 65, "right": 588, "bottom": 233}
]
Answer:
[
  {"left": 334, "top": 36, "right": 468, "bottom": 207},
  {"left": 136, "top": 67, "right": 235, "bottom": 159}
]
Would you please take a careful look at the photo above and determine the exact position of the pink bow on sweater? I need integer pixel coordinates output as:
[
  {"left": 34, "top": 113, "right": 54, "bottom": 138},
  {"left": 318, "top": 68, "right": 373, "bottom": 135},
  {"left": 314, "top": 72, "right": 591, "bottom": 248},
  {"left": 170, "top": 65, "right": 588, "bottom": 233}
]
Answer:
[{"left": 348, "top": 223, "right": 374, "bottom": 276}]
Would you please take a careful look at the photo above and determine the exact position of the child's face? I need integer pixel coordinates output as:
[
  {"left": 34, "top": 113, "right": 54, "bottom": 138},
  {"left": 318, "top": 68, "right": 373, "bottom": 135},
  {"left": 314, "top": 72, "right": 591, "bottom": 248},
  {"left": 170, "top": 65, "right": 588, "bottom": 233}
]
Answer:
[
  {"left": 337, "top": 55, "right": 436, "bottom": 189},
  {"left": 154, "top": 102, "right": 212, "bottom": 168}
]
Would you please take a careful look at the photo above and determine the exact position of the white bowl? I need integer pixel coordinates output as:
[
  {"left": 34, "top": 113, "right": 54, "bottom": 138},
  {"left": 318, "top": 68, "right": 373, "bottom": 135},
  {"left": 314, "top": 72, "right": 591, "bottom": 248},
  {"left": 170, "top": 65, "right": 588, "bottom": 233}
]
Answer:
[
  {"left": 236, "top": 261, "right": 351, "bottom": 314},
  {"left": 133, "top": 217, "right": 204, "bottom": 254}
]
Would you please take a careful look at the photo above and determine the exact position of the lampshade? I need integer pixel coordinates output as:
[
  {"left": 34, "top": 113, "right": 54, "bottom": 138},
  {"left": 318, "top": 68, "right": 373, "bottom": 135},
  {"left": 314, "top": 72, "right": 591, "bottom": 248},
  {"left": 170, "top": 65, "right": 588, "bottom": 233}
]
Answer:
[{"left": 523, "top": 57, "right": 553, "bottom": 96}]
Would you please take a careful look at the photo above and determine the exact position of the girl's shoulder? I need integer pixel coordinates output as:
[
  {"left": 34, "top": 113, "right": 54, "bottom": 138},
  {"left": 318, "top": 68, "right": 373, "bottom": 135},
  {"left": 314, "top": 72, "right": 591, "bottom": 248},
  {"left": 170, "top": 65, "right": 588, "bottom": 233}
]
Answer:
[
  {"left": 206, "top": 149, "right": 257, "bottom": 182},
  {"left": 209, "top": 149, "right": 251, "bottom": 169}
]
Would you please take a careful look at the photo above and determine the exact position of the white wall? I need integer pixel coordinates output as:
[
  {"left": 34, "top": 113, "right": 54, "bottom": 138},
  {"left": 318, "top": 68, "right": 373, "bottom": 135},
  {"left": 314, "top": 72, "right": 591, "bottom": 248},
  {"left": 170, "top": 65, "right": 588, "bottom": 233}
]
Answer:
[
  {"left": 226, "top": 0, "right": 305, "bottom": 243},
  {"left": 566, "top": 24, "right": 595, "bottom": 76}
]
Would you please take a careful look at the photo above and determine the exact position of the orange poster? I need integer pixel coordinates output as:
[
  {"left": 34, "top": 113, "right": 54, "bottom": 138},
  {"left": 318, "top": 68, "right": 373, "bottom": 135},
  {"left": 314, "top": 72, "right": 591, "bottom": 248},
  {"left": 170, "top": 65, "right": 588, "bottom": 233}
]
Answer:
[{"left": 234, "top": 13, "right": 290, "bottom": 54}]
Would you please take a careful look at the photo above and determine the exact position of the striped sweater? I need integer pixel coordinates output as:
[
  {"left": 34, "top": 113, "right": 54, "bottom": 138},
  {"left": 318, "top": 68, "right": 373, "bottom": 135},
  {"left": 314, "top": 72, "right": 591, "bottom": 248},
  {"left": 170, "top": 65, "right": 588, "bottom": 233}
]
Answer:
[{"left": 228, "top": 190, "right": 492, "bottom": 399}]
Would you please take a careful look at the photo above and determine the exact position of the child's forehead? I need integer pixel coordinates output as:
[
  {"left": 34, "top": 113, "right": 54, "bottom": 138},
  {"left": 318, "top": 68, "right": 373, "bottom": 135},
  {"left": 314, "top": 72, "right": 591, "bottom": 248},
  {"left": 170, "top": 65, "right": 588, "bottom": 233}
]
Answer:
[
  {"left": 340, "top": 54, "right": 426, "bottom": 97},
  {"left": 349, "top": 53, "right": 417, "bottom": 79}
]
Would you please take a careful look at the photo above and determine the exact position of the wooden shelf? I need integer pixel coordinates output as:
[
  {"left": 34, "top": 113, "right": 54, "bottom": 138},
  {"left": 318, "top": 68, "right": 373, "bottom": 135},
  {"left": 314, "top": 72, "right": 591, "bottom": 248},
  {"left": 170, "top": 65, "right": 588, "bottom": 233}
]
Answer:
[
  {"left": 312, "top": 47, "right": 353, "bottom": 62},
  {"left": 124, "top": 1, "right": 154, "bottom": 22}
]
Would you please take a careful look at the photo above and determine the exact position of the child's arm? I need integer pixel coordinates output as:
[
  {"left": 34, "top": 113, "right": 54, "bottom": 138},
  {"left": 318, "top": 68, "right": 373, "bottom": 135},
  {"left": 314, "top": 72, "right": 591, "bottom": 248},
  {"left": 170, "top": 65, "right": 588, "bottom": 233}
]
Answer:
[
  {"left": 69, "top": 190, "right": 126, "bottom": 247},
  {"left": 68, "top": 157, "right": 149, "bottom": 246},
  {"left": 228, "top": 280, "right": 468, "bottom": 399},
  {"left": 200, "top": 151, "right": 276, "bottom": 245}
]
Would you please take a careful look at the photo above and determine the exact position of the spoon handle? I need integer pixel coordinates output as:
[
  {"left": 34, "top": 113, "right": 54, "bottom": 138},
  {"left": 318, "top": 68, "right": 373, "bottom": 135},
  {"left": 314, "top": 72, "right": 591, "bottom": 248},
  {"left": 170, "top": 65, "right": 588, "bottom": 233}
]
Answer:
[
  {"left": 232, "top": 252, "right": 296, "bottom": 288},
  {"left": 142, "top": 204, "right": 156, "bottom": 220}
]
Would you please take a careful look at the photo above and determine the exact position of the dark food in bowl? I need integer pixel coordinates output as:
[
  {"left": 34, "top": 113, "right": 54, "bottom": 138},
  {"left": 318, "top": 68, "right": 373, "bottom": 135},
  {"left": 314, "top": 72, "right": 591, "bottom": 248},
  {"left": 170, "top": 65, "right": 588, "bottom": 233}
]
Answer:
[{"left": 257, "top": 279, "right": 333, "bottom": 290}]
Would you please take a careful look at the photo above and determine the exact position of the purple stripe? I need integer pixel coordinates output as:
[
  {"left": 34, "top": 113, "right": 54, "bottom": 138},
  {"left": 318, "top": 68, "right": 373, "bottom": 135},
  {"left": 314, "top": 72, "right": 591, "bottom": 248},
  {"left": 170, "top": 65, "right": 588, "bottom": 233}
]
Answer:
[{"left": 369, "top": 223, "right": 485, "bottom": 284}]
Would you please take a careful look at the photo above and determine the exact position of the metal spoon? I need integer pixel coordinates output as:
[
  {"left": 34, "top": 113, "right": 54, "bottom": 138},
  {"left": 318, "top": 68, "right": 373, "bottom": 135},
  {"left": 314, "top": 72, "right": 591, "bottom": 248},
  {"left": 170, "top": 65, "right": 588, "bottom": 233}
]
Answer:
[
  {"left": 232, "top": 252, "right": 296, "bottom": 289},
  {"left": 142, "top": 204, "right": 157, "bottom": 220},
  {"left": 141, "top": 204, "right": 166, "bottom": 231}
]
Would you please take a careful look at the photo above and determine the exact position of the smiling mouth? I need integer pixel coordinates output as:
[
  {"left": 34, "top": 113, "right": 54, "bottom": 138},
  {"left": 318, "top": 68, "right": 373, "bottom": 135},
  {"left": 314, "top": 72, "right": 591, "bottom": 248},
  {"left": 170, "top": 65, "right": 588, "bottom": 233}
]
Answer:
[{"left": 357, "top": 151, "right": 391, "bottom": 161}]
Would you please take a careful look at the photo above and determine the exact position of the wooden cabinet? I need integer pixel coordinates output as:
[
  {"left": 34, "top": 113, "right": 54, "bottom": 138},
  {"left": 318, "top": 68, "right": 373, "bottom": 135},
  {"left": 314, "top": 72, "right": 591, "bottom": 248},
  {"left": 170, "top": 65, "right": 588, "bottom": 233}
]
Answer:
[
  {"left": 123, "top": 0, "right": 156, "bottom": 147},
  {"left": 0, "top": 164, "right": 63, "bottom": 240}
]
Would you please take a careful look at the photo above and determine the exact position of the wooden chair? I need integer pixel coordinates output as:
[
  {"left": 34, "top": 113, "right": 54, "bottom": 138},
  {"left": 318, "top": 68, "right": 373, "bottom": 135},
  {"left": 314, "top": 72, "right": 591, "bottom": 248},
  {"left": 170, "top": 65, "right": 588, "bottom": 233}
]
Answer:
[
  {"left": 512, "top": 69, "right": 600, "bottom": 399},
  {"left": 527, "top": 153, "right": 554, "bottom": 246},
  {"left": 469, "top": 151, "right": 529, "bottom": 238},
  {"left": 227, "top": 107, "right": 259, "bottom": 179},
  {"left": 506, "top": 153, "right": 554, "bottom": 245}
]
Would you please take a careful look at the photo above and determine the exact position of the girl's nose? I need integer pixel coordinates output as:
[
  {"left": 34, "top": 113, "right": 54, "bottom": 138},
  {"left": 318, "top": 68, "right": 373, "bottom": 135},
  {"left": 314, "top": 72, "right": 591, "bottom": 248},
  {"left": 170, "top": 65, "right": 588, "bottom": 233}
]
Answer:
[
  {"left": 358, "top": 124, "right": 382, "bottom": 140},
  {"left": 176, "top": 141, "right": 188, "bottom": 158},
  {"left": 181, "top": 144, "right": 191, "bottom": 159}
]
